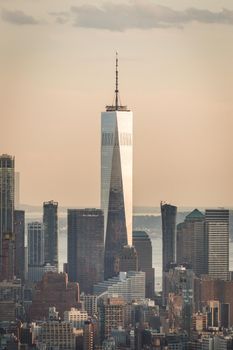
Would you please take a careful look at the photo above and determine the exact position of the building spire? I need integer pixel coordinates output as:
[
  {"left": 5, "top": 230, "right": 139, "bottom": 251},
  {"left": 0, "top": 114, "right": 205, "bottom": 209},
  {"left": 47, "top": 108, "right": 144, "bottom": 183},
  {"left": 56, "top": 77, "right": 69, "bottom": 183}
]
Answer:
[
  {"left": 106, "top": 53, "right": 129, "bottom": 112},
  {"left": 115, "top": 51, "right": 119, "bottom": 110}
]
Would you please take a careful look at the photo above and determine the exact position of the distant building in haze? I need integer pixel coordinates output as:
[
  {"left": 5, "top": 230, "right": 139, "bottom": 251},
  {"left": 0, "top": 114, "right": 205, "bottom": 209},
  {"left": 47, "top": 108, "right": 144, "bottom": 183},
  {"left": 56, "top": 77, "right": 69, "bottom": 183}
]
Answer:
[
  {"left": 14, "top": 210, "right": 25, "bottom": 281},
  {"left": 205, "top": 209, "right": 229, "bottom": 281},
  {"left": 67, "top": 208, "right": 104, "bottom": 293},
  {"left": 161, "top": 202, "right": 177, "bottom": 303},
  {"left": 43, "top": 200, "right": 58, "bottom": 268},
  {"left": 101, "top": 55, "right": 133, "bottom": 280},
  {"left": 133, "top": 231, "right": 155, "bottom": 298},
  {"left": 0, "top": 154, "right": 15, "bottom": 278},
  {"left": 177, "top": 209, "right": 206, "bottom": 277}
]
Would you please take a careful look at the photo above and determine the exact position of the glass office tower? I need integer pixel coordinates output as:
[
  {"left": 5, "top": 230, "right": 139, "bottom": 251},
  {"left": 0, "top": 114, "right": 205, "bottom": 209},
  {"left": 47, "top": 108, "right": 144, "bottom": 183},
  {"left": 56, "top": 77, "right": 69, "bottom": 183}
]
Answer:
[
  {"left": 0, "top": 154, "right": 15, "bottom": 276},
  {"left": 43, "top": 200, "right": 58, "bottom": 268},
  {"left": 205, "top": 209, "right": 229, "bottom": 281},
  {"left": 101, "top": 54, "right": 133, "bottom": 279}
]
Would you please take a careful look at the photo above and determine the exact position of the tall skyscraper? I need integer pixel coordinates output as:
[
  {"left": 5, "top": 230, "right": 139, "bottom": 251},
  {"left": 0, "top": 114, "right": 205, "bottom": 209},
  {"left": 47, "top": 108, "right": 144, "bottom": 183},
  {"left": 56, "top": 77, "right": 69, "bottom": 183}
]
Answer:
[
  {"left": 28, "top": 222, "right": 44, "bottom": 281},
  {"left": 205, "top": 209, "right": 229, "bottom": 281},
  {"left": 176, "top": 209, "right": 206, "bottom": 277},
  {"left": 14, "top": 210, "right": 25, "bottom": 281},
  {"left": 101, "top": 54, "right": 133, "bottom": 279},
  {"left": 161, "top": 202, "right": 177, "bottom": 302},
  {"left": 43, "top": 200, "right": 58, "bottom": 268},
  {"left": 14, "top": 172, "right": 20, "bottom": 209},
  {"left": 0, "top": 154, "right": 15, "bottom": 278},
  {"left": 67, "top": 208, "right": 104, "bottom": 293},
  {"left": 133, "top": 231, "right": 155, "bottom": 298}
]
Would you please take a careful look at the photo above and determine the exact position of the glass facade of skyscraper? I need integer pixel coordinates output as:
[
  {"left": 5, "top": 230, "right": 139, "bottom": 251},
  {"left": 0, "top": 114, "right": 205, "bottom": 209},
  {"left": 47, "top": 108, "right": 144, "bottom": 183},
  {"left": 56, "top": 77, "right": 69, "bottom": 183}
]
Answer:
[{"left": 101, "top": 111, "right": 133, "bottom": 280}]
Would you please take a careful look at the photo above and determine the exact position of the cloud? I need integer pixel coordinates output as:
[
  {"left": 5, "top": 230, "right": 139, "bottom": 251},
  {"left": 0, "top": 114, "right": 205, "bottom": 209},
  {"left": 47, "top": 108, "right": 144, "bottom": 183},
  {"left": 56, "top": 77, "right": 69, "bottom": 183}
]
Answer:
[
  {"left": 48, "top": 11, "right": 70, "bottom": 24},
  {"left": 69, "top": 1, "right": 233, "bottom": 31},
  {"left": 1, "top": 8, "right": 39, "bottom": 25}
]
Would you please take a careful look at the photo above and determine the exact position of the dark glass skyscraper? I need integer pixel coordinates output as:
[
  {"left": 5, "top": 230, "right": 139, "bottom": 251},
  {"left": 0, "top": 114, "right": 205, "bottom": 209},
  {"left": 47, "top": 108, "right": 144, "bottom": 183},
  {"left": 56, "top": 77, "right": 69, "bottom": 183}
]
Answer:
[
  {"left": 0, "top": 154, "right": 15, "bottom": 278},
  {"left": 133, "top": 231, "right": 155, "bottom": 298},
  {"left": 14, "top": 210, "right": 25, "bottom": 281},
  {"left": 161, "top": 202, "right": 177, "bottom": 271},
  {"left": 118, "top": 245, "right": 138, "bottom": 273},
  {"left": 43, "top": 200, "right": 58, "bottom": 268},
  {"left": 176, "top": 209, "right": 206, "bottom": 277},
  {"left": 101, "top": 55, "right": 133, "bottom": 280},
  {"left": 67, "top": 209, "right": 104, "bottom": 293},
  {"left": 161, "top": 202, "right": 177, "bottom": 302},
  {"left": 28, "top": 222, "right": 45, "bottom": 267}
]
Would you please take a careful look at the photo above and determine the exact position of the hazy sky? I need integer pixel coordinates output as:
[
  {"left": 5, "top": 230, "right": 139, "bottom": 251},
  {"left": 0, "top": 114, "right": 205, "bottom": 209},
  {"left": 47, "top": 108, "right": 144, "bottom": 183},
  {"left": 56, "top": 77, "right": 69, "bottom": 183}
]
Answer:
[{"left": 1, "top": 0, "right": 233, "bottom": 208}]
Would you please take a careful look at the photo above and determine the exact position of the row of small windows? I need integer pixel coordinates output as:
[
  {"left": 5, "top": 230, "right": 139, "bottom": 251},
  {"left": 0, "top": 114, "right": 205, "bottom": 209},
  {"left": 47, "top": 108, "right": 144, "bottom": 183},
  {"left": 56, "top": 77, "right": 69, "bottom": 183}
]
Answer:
[{"left": 102, "top": 133, "right": 132, "bottom": 146}]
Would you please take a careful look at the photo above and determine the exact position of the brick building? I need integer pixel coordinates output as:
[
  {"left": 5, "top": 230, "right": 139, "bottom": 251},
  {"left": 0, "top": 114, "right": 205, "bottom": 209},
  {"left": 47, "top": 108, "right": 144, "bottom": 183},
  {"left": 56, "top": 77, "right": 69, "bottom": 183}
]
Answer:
[{"left": 29, "top": 272, "right": 79, "bottom": 321}]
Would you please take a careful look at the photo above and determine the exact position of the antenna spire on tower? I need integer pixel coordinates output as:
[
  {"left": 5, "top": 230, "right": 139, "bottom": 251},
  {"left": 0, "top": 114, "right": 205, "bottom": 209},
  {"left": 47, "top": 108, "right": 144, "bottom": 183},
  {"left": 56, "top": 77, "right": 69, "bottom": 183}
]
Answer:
[
  {"left": 106, "top": 53, "right": 129, "bottom": 112},
  {"left": 115, "top": 51, "right": 119, "bottom": 110}
]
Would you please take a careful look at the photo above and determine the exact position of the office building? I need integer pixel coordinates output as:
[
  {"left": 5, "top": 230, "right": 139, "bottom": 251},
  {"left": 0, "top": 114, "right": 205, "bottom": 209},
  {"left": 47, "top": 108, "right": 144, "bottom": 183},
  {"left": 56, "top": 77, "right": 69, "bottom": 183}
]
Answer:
[
  {"left": 27, "top": 222, "right": 44, "bottom": 282},
  {"left": 1, "top": 232, "right": 15, "bottom": 281},
  {"left": 164, "top": 264, "right": 195, "bottom": 333},
  {"left": 28, "top": 222, "right": 44, "bottom": 267},
  {"left": 101, "top": 55, "right": 133, "bottom": 279},
  {"left": 28, "top": 263, "right": 57, "bottom": 283},
  {"left": 161, "top": 202, "right": 177, "bottom": 303},
  {"left": 14, "top": 210, "right": 25, "bottom": 281},
  {"left": 68, "top": 208, "right": 104, "bottom": 293},
  {"left": 0, "top": 154, "right": 15, "bottom": 278},
  {"left": 177, "top": 209, "right": 206, "bottom": 277},
  {"left": 83, "top": 320, "right": 94, "bottom": 350},
  {"left": 14, "top": 172, "right": 20, "bottom": 209},
  {"left": 194, "top": 277, "right": 233, "bottom": 327},
  {"left": 119, "top": 245, "right": 138, "bottom": 272},
  {"left": 80, "top": 294, "right": 98, "bottom": 317},
  {"left": 43, "top": 200, "right": 58, "bottom": 268},
  {"left": 205, "top": 209, "right": 229, "bottom": 280},
  {"left": 133, "top": 231, "right": 155, "bottom": 298},
  {"left": 100, "top": 297, "right": 125, "bottom": 339},
  {"left": 94, "top": 271, "right": 145, "bottom": 303},
  {"left": 0, "top": 279, "right": 23, "bottom": 322},
  {"left": 30, "top": 272, "right": 80, "bottom": 320},
  {"left": 192, "top": 312, "right": 207, "bottom": 333},
  {"left": 206, "top": 300, "right": 220, "bottom": 328},
  {"left": 39, "top": 321, "right": 80, "bottom": 349},
  {"left": 64, "top": 308, "right": 88, "bottom": 328}
]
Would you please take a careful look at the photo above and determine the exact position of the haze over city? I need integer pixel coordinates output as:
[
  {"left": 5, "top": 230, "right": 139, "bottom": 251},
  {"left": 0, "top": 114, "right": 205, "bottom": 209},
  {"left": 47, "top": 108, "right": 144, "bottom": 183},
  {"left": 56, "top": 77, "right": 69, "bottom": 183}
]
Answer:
[{"left": 1, "top": 0, "right": 233, "bottom": 207}]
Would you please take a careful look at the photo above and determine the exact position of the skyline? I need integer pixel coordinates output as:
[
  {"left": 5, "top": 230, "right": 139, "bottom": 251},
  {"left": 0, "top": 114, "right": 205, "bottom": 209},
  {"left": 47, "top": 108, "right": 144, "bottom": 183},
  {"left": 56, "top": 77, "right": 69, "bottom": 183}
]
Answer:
[{"left": 1, "top": 0, "right": 233, "bottom": 207}]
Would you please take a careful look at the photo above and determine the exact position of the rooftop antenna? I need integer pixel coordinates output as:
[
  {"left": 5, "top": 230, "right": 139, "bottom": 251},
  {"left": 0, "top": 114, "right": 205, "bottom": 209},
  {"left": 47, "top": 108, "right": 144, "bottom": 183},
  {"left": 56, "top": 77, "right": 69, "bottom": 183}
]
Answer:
[
  {"left": 115, "top": 51, "right": 119, "bottom": 110},
  {"left": 106, "top": 53, "right": 129, "bottom": 112}
]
